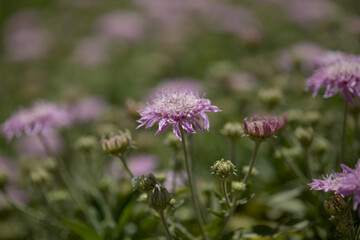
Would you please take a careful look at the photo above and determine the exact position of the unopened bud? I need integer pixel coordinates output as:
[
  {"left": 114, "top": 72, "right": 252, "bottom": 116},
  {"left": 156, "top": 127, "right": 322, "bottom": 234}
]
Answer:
[
  {"left": 304, "top": 111, "right": 320, "bottom": 126},
  {"left": 211, "top": 159, "right": 237, "bottom": 179},
  {"left": 30, "top": 168, "right": 52, "bottom": 184},
  {"left": 258, "top": 88, "right": 283, "bottom": 109},
  {"left": 221, "top": 122, "right": 244, "bottom": 142},
  {"left": 232, "top": 181, "right": 246, "bottom": 192},
  {"left": 324, "top": 195, "right": 348, "bottom": 216},
  {"left": 75, "top": 136, "right": 98, "bottom": 153},
  {"left": 295, "top": 127, "right": 313, "bottom": 148},
  {"left": 125, "top": 99, "right": 145, "bottom": 120},
  {"left": 286, "top": 109, "right": 303, "bottom": 125},
  {"left": 148, "top": 186, "right": 171, "bottom": 211},
  {"left": 164, "top": 133, "right": 181, "bottom": 151},
  {"left": 312, "top": 137, "right": 330, "bottom": 156},
  {"left": 101, "top": 130, "right": 134, "bottom": 156},
  {"left": 132, "top": 174, "right": 158, "bottom": 193},
  {"left": 242, "top": 166, "right": 259, "bottom": 176}
]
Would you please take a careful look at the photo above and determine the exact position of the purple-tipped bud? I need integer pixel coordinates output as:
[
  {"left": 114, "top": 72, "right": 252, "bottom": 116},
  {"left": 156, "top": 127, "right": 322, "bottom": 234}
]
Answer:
[{"left": 243, "top": 115, "right": 285, "bottom": 141}]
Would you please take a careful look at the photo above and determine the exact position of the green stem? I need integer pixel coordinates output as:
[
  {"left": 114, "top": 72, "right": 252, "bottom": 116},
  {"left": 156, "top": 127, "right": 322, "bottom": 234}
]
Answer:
[
  {"left": 172, "top": 151, "right": 178, "bottom": 193},
  {"left": 303, "top": 147, "right": 314, "bottom": 180},
  {"left": 220, "top": 179, "right": 232, "bottom": 209},
  {"left": 167, "top": 219, "right": 196, "bottom": 240},
  {"left": 347, "top": 208, "right": 356, "bottom": 240},
  {"left": 158, "top": 210, "right": 173, "bottom": 240},
  {"left": 243, "top": 141, "right": 261, "bottom": 184},
  {"left": 340, "top": 100, "right": 348, "bottom": 164},
  {"left": 180, "top": 128, "right": 210, "bottom": 240},
  {"left": 230, "top": 140, "right": 237, "bottom": 169},
  {"left": 283, "top": 154, "right": 309, "bottom": 185},
  {"left": 116, "top": 154, "right": 134, "bottom": 178}
]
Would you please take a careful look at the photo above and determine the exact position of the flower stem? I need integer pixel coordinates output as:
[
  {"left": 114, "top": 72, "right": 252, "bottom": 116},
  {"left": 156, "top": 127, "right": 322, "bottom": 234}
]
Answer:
[
  {"left": 116, "top": 154, "right": 134, "bottom": 178},
  {"left": 158, "top": 210, "right": 173, "bottom": 240},
  {"left": 283, "top": 154, "right": 309, "bottom": 185},
  {"left": 340, "top": 100, "right": 348, "bottom": 164},
  {"left": 230, "top": 140, "right": 237, "bottom": 168},
  {"left": 243, "top": 141, "right": 261, "bottom": 184},
  {"left": 179, "top": 128, "right": 209, "bottom": 240},
  {"left": 172, "top": 151, "right": 178, "bottom": 193},
  {"left": 303, "top": 147, "right": 314, "bottom": 180},
  {"left": 167, "top": 219, "right": 196, "bottom": 240},
  {"left": 220, "top": 179, "right": 232, "bottom": 209}
]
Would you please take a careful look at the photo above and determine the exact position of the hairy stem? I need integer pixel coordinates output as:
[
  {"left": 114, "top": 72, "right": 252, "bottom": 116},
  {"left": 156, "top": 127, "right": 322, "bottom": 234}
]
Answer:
[
  {"left": 180, "top": 128, "right": 209, "bottom": 240},
  {"left": 220, "top": 179, "right": 232, "bottom": 209}
]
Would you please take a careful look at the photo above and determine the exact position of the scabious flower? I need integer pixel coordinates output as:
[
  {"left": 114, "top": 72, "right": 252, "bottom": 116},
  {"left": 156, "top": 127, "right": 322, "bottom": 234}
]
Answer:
[
  {"left": 137, "top": 88, "right": 221, "bottom": 140},
  {"left": 243, "top": 115, "right": 285, "bottom": 141},
  {"left": 1, "top": 101, "right": 71, "bottom": 141},
  {"left": 306, "top": 57, "right": 360, "bottom": 104},
  {"left": 68, "top": 96, "right": 107, "bottom": 123},
  {"left": 309, "top": 160, "right": 360, "bottom": 214}
]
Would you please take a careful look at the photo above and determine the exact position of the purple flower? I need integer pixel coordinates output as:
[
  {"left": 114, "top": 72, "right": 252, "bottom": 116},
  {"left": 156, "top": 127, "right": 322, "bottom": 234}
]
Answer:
[
  {"left": 309, "top": 160, "right": 360, "bottom": 214},
  {"left": 0, "top": 157, "right": 18, "bottom": 182},
  {"left": 137, "top": 88, "right": 221, "bottom": 140},
  {"left": 149, "top": 78, "right": 204, "bottom": 98},
  {"left": 243, "top": 115, "right": 285, "bottom": 140},
  {"left": 68, "top": 96, "right": 107, "bottom": 123},
  {"left": 73, "top": 36, "right": 111, "bottom": 66},
  {"left": 1, "top": 101, "right": 71, "bottom": 141},
  {"left": 306, "top": 57, "right": 360, "bottom": 104}
]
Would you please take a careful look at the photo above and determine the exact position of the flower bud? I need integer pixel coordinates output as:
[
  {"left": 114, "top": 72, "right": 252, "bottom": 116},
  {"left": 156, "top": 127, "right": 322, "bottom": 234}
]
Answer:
[
  {"left": 295, "top": 127, "right": 313, "bottom": 148},
  {"left": 164, "top": 133, "right": 181, "bottom": 151},
  {"left": 43, "top": 157, "right": 57, "bottom": 172},
  {"left": 258, "top": 88, "right": 283, "bottom": 109},
  {"left": 101, "top": 130, "right": 134, "bottom": 156},
  {"left": 148, "top": 186, "right": 171, "bottom": 211},
  {"left": 75, "top": 136, "right": 98, "bottom": 153},
  {"left": 304, "top": 111, "right": 320, "bottom": 126},
  {"left": 132, "top": 174, "right": 158, "bottom": 193},
  {"left": 231, "top": 181, "right": 246, "bottom": 193},
  {"left": 124, "top": 98, "right": 145, "bottom": 120},
  {"left": 286, "top": 109, "right": 303, "bottom": 125},
  {"left": 30, "top": 168, "right": 52, "bottom": 184},
  {"left": 243, "top": 115, "right": 283, "bottom": 141},
  {"left": 211, "top": 159, "right": 237, "bottom": 179},
  {"left": 221, "top": 122, "right": 244, "bottom": 142},
  {"left": 242, "top": 166, "right": 259, "bottom": 176},
  {"left": 312, "top": 137, "right": 330, "bottom": 156},
  {"left": 324, "top": 195, "right": 348, "bottom": 216}
]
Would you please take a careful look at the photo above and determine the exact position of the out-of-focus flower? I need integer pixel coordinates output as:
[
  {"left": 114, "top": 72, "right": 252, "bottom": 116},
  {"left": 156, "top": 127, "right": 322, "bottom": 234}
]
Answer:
[
  {"left": 258, "top": 88, "right": 283, "bottom": 109},
  {"left": 125, "top": 99, "right": 146, "bottom": 120},
  {"left": 137, "top": 88, "right": 221, "bottom": 140},
  {"left": 281, "top": 0, "right": 338, "bottom": 28},
  {"left": 15, "top": 130, "right": 63, "bottom": 156},
  {"left": 314, "top": 51, "right": 360, "bottom": 68},
  {"left": 226, "top": 72, "right": 258, "bottom": 93},
  {"left": 68, "top": 96, "right": 107, "bottom": 123},
  {"left": 163, "top": 171, "right": 186, "bottom": 192},
  {"left": 1, "top": 101, "right": 71, "bottom": 141},
  {"left": 221, "top": 122, "right": 243, "bottom": 142},
  {"left": 73, "top": 36, "right": 111, "bottom": 66},
  {"left": 306, "top": 57, "right": 360, "bottom": 104},
  {"left": 0, "top": 186, "right": 29, "bottom": 211},
  {"left": 0, "top": 157, "right": 18, "bottom": 182},
  {"left": 149, "top": 78, "right": 204, "bottom": 98},
  {"left": 309, "top": 160, "right": 360, "bottom": 214},
  {"left": 95, "top": 11, "right": 146, "bottom": 42},
  {"left": 3, "top": 10, "right": 50, "bottom": 61},
  {"left": 106, "top": 154, "right": 158, "bottom": 178},
  {"left": 345, "top": 16, "right": 360, "bottom": 36},
  {"left": 276, "top": 42, "right": 325, "bottom": 72},
  {"left": 243, "top": 115, "right": 284, "bottom": 141}
]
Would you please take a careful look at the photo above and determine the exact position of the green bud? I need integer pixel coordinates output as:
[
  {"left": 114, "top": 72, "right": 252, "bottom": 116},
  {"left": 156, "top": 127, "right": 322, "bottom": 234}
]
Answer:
[
  {"left": 231, "top": 181, "right": 246, "bottom": 193},
  {"left": 258, "top": 88, "right": 283, "bottom": 109},
  {"left": 304, "top": 111, "right": 320, "bottom": 126},
  {"left": 148, "top": 186, "right": 171, "bottom": 211},
  {"left": 312, "top": 137, "right": 330, "bottom": 156},
  {"left": 132, "top": 174, "right": 158, "bottom": 193},
  {"left": 30, "top": 168, "right": 52, "bottom": 184},
  {"left": 75, "top": 136, "right": 98, "bottom": 153},
  {"left": 295, "top": 127, "right": 313, "bottom": 148},
  {"left": 286, "top": 109, "right": 303, "bottom": 125},
  {"left": 164, "top": 133, "right": 181, "bottom": 151},
  {"left": 335, "top": 216, "right": 353, "bottom": 233},
  {"left": 101, "top": 130, "right": 135, "bottom": 156},
  {"left": 211, "top": 159, "right": 237, "bottom": 179},
  {"left": 221, "top": 122, "right": 244, "bottom": 142},
  {"left": 242, "top": 166, "right": 259, "bottom": 176},
  {"left": 324, "top": 195, "right": 348, "bottom": 216}
]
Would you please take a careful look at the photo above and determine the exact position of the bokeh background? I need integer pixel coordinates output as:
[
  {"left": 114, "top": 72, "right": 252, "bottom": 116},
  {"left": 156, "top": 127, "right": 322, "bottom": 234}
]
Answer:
[{"left": 1, "top": 0, "right": 360, "bottom": 239}]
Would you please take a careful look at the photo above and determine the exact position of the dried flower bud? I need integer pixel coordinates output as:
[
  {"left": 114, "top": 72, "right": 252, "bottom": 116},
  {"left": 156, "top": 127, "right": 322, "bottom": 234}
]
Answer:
[
  {"left": 324, "top": 195, "right": 348, "bottom": 216},
  {"left": 101, "top": 130, "right": 134, "bottom": 156},
  {"left": 304, "top": 111, "right": 320, "bottom": 126},
  {"left": 132, "top": 174, "right": 158, "bottom": 193},
  {"left": 164, "top": 133, "right": 181, "bottom": 151},
  {"left": 75, "top": 136, "right": 98, "bottom": 153},
  {"left": 221, "top": 122, "right": 244, "bottom": 142},
  {"left": 148, "top": 185, "right": 171, "bottom": 211},
  {"left": 30, "top": 168, "right": 52, "bottom": 184},
  {"left": 258, "top": 88, "right": 283, "bottom": 109},
  {"left": 232, "top": 181, "right": 246, "bottom": 192},
  {"left": 295, "top": 127, "right": 313, "bottom": 148},
  {"left": 211, "top": 159, "right": 237, "bottom": 179}
]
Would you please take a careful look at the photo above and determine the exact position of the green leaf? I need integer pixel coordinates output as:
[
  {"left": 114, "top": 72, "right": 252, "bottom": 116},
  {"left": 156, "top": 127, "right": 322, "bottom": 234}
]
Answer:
[
  {"left": 116, "top": 193, "right": 136, "bottom": 236},
  {"left": 207, "top": 208, "right": 226, "bottom": 218},
  {"left": 63, "top": 218, "right": 104, "bottom": 240}
]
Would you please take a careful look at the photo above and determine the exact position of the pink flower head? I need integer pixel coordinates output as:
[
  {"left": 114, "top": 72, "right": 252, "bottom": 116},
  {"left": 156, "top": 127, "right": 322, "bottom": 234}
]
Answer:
[
  {"left": 137, "top": 88, "right": 221, "bottom": 140},
  {"left": 149, "top": 78, "right": 204, "bottom": 98},
  {"left": 243, "top": 115, "right": 284, "bottom": 140},
  {"left": 68, "top": 96, "right": 107, "bottom": 123},
  {"left": 1, "top": 101, "right": 71, "bottom": 141},
  {"left": 309, "top": 160, "right": 360, "bottom": 214},
  {"left": 73, "top": 36, "right": 111, "bottom": 66},
  {"left": 306, "top": 57, "right": 360, "bottom": 104}
]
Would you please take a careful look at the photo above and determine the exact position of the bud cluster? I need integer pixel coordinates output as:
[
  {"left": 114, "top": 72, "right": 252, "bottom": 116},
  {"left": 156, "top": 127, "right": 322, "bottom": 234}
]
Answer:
[
  {"left": 324, "top": 195, "right": 354, "bottom": 234},
  {"left": 211, "top": 159, "right": 237, "bottom": 179},
  {"left": 101, "top": 130, "right": 134, "bottom": 156}
]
